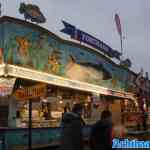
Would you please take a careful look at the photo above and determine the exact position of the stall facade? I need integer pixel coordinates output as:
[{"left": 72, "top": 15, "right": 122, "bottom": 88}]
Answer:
[{"left": 0, "top": 16, "right": 146, "bottom": 149}]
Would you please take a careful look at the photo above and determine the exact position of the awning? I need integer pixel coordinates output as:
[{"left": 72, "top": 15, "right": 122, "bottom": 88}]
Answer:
[{"left": 0, "top": 64, "right": 134, "bottom": 100}]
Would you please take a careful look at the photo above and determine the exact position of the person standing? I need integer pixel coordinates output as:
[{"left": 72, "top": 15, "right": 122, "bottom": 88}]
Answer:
[
  {"left": 89, "top": 110, "right": 113, "bottom": 150},
  {"left": 60, "top": 103, "right": 85, "bottom": 150},
  {"left": 142, "top": 111, "right": 148, "bottom": 130}
]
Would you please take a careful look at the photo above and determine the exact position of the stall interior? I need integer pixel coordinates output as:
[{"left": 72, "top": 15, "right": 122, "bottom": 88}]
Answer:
[
  {"left": 4, "top": 78, "right": 149, "bottom": 129},
  {"left": 121, "top": 98, "right": 150, "bottom": 130},
  {"left": 13, "top": 78, "right": 98, "bottom": 128}
]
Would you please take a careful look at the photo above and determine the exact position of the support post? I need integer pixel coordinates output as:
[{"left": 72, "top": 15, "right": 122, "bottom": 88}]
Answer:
[{"left": 28, "top": 99, "right": 32, "bottom": 150}]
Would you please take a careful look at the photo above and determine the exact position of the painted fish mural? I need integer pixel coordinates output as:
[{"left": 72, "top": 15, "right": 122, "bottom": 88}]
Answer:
[
  {"left": 1, "top": 17, "right": 135, "bottom": 91},
  {"left": 19, "top": 3, "right": 46, "bottom": 24},
  {"left": 65, "top": 55, "right": 112, "bottom": 82}
]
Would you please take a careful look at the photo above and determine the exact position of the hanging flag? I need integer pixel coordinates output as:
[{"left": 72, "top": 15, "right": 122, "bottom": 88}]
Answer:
[{"left": 115, "top": 14, "right": 122, "bottom": 37}]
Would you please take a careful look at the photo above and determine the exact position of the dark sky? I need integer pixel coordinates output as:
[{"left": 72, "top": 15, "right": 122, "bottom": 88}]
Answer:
[{"left": 2, "top": 0, "right": 150, "bottom": 75}]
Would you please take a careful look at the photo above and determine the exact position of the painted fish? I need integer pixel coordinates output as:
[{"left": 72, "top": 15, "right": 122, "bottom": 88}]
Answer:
[
  {"left": 19, "top": 3, "right": 46, "bottom": 23},
  {"left": 78, "top": 62, "right": 112, "bottom": 80},
  {"left": 65, "top": 55, "right": 112, "bottom": 82}
]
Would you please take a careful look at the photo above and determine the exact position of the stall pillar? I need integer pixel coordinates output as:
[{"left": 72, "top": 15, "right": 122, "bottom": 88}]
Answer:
[
  {"left": 8, "top": 97, "right": 17, "bottom": 128},
  {"left": 110, "top": 100, "right": 122, "bottom": 125},
  {"left": 28, "top": 99, "right": 32, "bottom": 150}
]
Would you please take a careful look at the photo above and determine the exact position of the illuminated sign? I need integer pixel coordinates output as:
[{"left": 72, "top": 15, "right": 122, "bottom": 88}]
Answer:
[
  {"left": 0, "top": 77, "right": 16, "bottom": 96},
  {"left": 7, "top": 65, "right": 134, "bottom": 100},
  {"left": 0, "top": 86, "right": 13, "bottom": 96},
  {"left": 15, "top": 83, "right": 46, "bottom": 100}
]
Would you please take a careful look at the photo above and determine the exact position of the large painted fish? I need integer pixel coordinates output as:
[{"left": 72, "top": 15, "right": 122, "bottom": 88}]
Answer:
[
  {"left": 19, "top": 3, "right": 46, "bottom": 24},
  {"left": 65, "top": 55, "right": 112, "bottom": 82}
]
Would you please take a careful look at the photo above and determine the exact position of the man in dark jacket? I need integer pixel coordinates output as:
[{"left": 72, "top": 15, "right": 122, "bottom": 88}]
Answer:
[
  {"left": 89, "top": 110, "right": 113, "bottom": 150},
  {"left": 60, "top": 103, "right": 85, "bottom": 150}
]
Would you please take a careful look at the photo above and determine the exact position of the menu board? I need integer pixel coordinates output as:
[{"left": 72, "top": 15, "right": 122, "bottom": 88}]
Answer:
[
  {"left": 15, "top": 83, "right": 46, "bottom": 100},
  {"left": 0, "top": 105, "right": 8, "bottom": 127}
]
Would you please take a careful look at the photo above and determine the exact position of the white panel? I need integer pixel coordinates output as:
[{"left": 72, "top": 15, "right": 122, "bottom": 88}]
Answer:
[{"left": 6, "top": 64, "right": 134, "bottom": 100}]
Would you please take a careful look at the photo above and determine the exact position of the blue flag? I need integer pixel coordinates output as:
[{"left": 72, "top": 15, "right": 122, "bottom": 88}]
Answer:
[{"left": 61, "top": 20, "right": 121, "bottom": 60}]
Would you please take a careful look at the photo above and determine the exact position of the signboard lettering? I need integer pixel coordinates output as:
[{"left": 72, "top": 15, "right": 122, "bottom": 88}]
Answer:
[
  {"left": 15, "top": 84, "right": 46, "bottom": 100},
  {"left": 61, "top": 21, "right": 121, "bottom": 59}
]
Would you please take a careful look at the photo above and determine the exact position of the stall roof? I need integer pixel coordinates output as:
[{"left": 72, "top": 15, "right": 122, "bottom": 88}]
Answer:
[{"left": 0, "top": 16, "right": 137, "bottom": 76}]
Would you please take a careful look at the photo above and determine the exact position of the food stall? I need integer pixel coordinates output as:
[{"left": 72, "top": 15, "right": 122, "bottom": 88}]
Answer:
[
  {"left": 0, "top": 15, "right": 141, "bottom": 150},
  {"left": 14, "top": 80, "right": 93, "bottom": 128}
]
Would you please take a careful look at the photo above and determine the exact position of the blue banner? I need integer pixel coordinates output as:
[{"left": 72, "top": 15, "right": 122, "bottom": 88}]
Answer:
[{"left": 61, "top": 21, "right": 121, "bottom": 60}]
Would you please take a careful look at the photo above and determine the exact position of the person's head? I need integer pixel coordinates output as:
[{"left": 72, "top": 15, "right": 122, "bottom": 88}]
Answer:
[
  {"left": 101, "top": 110, "right": 112, "bottom": 122},
  {"left": 66, "top": 102, "right": 70, "bottom": 107},
  {"left": 64, "top": 107, "right": 67, "bottom": 113},
  {"left": 72, "top": 103, "right": 83, "bottom": 116}
]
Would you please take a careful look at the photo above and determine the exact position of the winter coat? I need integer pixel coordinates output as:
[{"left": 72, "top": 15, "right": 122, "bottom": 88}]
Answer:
[
  {"left": 89, "top": 119, "right": 113, "bottom": 150},
  {"left": 60, "top": 112, "right": 85, "bottom": 150}
]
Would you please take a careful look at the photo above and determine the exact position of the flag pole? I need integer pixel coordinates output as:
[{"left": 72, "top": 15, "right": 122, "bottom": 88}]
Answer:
[{"left": 115, "top": 13, "right": 123, "bottom": 60}]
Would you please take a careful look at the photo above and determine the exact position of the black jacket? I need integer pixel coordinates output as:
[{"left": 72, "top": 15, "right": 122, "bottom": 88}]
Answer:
[
  {"left": 60, "top": 112, "right": 85, "bottom": 150},
  {"left": 89, "top": 119, "right": 113, "bottom": 150}
]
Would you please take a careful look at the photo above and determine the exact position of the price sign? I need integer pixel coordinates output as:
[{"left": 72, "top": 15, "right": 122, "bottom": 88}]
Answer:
[{"left": 15, "top": 84, "right": 46, "bottom": 100}]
